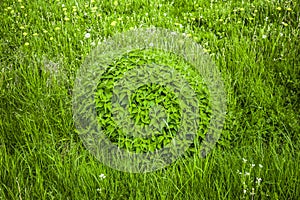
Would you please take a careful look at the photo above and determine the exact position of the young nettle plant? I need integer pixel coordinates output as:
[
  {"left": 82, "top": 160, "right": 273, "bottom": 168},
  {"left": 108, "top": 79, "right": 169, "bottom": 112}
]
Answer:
[
  {"left": 95, "top": 49, "right": 211, "bottom": 156},
  {"left": 237, "top": 158, "right": 266, "bottom": 199}
]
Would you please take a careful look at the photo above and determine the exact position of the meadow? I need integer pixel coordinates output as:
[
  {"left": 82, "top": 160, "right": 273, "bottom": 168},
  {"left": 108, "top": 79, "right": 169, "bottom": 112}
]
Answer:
[{"left": 0, "top": 0, "right": 299, "bottom": 199}]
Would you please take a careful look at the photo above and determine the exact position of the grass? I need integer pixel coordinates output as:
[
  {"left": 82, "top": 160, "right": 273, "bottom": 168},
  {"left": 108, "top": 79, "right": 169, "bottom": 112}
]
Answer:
[{"left": 0, "top": 0, "right": 299, "bottom": 199}]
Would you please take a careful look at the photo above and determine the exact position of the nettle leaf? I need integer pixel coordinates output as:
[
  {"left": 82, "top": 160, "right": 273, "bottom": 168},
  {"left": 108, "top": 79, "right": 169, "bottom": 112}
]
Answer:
[
  {"left": 157, "top": 135, "right": 165, "bottom": 143},
  {"left": 94, "top": 48, "right": 211, "bottom": 156},
  {"left": 149, "top": 143, "right": 156, "bottom": 152},
  {"left": 125, "top": 141, "right": 133, "bottom": 149},
  {"left": 149, "top": 101, "right": 155, "bottom": 107},
  {"left": 131, "top": 103, "right": 137, "bottom": 108},
  {"left": 130, "top": 108, "right": 139, "bottom": 114},
  {"left": 163, "top": 139, "right": 171, "bottom": 146},
  {"left": 141, "top": 116, "right": 150, "bottom": 124},
  {"left": 135, "top": 114, "right": 141, "bottom": 124}
]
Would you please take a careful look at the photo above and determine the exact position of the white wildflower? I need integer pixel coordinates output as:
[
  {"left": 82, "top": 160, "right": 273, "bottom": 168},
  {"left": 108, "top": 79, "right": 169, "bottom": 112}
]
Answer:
[
  {"left": 99, "top": 173, "right": 106, "bottom": 179},
  {"left": 85, "top": 33, "right": 91, "bottom": 39},
  {"left": 256, "top": 177, "right": 262, "bottom": 184}
]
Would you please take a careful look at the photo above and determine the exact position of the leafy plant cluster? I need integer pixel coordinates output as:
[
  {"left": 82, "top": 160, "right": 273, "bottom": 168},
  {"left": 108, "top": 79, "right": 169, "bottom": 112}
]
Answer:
[{"left": 95, "top": 49, "right": 211, "bottom": 155}]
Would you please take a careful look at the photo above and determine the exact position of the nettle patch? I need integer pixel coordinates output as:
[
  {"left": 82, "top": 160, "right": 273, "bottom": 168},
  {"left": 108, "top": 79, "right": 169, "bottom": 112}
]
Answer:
[{"left": 95, "top": 49, "right": 211, "bottom": 156}]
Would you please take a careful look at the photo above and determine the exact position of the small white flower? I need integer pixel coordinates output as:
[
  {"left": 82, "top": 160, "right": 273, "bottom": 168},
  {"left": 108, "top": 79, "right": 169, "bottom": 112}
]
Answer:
[
  {"left": 163, "top": 13, "right": 167, "bottom": 17},
  {"left": 242, "top": 158, "right": 247, "bottom": 163},
  {"left": 279, "top": 32, "right": 283, "bottom": 37},
  {"left": 245, "top": 172, "right": 250, "bottom": 176},
  {"left": 99, "top": 173, "right": 106, "bottom": 179},
  {"left": 251, "top": 164, "right": 255, "bottom": 168},
  {"left": 262, "top": 35, "right": 267, "bottom": 39},
  {"left": 259, "top": 164, "right": 263, "bottom": 168},
  {"left": 256, "top": 177, "right": 262, "bottom": 184},
  {"left": 243, "top": 189, "right": 247, "bottom": 194},
  {"left": 62, "top": 4, "right": 65, "bottom": 7},
  {"left": 96, "top": 188, "right": 102, "bottom": 192},
  {"left": 85, "top": 33, "right": 91, "bottom": 39}
]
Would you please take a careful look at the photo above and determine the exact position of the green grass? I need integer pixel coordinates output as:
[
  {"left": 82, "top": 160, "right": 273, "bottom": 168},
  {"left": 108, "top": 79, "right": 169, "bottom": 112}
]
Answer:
[{"left": 0, "top": 0, "right": 299, "bottom": 199}]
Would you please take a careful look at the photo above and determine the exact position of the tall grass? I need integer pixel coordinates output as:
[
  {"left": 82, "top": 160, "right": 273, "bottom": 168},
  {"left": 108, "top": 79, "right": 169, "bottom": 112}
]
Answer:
[{"left": 0, "top": 0, "right": 299, "bottom": 199}]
